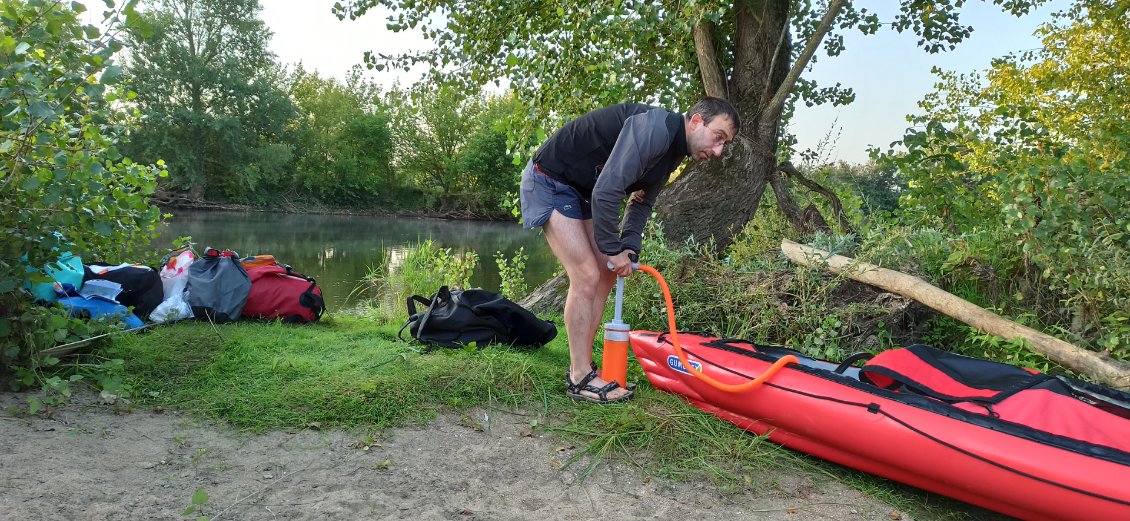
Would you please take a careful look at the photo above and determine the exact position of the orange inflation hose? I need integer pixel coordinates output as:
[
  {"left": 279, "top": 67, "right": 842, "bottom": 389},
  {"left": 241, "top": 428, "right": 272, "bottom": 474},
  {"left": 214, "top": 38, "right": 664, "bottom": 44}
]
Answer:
[{"left": 635, "top": 264, "right": 799, "bottom": 393}]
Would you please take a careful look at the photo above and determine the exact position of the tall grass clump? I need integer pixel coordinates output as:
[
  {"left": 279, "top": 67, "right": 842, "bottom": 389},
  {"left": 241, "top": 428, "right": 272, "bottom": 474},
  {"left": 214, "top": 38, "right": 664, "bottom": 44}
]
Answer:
[{"left": 355, "top": 240, "right": 479, "bottom": 321}]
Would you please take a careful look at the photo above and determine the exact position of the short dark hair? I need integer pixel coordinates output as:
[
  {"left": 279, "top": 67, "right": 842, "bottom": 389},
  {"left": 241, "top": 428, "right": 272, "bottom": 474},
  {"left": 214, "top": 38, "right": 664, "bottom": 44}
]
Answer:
[{"left": 687, "top": 96, "right": 740, "bottom": 133}]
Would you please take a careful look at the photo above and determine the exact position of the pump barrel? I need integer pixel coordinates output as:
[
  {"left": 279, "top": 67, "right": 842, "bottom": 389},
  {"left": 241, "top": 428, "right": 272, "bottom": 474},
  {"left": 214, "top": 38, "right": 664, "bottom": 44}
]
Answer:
[{"left": 601, "top": 320, "right": 631, "bottom": 387}]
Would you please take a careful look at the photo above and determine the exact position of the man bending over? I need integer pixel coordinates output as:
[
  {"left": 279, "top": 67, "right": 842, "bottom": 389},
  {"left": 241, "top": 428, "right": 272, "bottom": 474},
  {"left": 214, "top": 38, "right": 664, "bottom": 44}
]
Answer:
[{"left": 519, "top": 97, "right": 740, "bottom": 403}]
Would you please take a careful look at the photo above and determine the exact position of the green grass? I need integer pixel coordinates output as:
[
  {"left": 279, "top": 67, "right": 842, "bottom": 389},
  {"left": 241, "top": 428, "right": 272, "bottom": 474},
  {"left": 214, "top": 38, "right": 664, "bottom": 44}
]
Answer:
[
  {"left": 109, "top": 315, "right": 561, "bottom": 430},
  {"left": 98, "top": 313, "right": 1002, "bottom": 521}
]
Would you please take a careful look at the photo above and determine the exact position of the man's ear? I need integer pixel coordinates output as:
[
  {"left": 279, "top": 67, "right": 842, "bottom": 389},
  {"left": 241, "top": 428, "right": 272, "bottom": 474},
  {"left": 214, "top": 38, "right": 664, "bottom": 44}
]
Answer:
[{"left": 689, "top": 112, "right": 704, "bottom": 129}]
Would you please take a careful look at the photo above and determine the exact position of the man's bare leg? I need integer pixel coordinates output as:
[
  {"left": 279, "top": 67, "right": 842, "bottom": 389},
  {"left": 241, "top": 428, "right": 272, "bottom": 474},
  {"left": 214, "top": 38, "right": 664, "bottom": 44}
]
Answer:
[
  {"left": 543, "top": 211, "right": 629, "bottom": 400},
  {"left": 582, "top": 219, "right": 618, "bottom": 361}
]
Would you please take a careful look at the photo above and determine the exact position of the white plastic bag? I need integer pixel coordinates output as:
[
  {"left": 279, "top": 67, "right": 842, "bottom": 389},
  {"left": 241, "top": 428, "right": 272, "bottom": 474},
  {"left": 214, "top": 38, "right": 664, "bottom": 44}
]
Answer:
[{"left": 150, "top": 249, "right": 195, "bottom": 323}]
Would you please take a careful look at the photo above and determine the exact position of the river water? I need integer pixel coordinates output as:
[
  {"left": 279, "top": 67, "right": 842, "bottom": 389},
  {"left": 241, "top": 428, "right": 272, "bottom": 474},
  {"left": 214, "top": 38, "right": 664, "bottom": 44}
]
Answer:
[{"left": 155, "top": 210, "right": 558, "bottom": 311}]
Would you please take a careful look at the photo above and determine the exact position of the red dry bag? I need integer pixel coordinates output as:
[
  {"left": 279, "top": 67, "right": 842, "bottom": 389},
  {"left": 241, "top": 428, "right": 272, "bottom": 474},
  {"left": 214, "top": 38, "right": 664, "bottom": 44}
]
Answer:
[{"left": 242, "top": 265, "right": 325, "bottom": 323}]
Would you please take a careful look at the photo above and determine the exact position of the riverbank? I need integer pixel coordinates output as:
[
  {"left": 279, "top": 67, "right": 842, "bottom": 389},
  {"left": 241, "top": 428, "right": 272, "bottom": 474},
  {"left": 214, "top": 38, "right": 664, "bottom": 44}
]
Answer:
[{"left": 2, "top": 316, "right": 1005, "bottom": 520}]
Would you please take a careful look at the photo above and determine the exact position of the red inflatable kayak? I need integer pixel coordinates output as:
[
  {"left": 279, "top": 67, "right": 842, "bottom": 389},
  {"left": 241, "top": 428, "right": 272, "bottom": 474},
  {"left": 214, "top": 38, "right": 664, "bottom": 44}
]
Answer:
[{"left": 629, "top": 330, "right": 1130, "bottom": 521}]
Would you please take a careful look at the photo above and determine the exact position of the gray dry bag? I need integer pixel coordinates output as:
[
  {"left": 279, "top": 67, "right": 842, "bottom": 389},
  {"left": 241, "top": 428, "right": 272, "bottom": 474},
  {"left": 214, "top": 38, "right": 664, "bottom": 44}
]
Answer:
[{"left": 187, "top": 248, "right": 251, "bottom": 323}]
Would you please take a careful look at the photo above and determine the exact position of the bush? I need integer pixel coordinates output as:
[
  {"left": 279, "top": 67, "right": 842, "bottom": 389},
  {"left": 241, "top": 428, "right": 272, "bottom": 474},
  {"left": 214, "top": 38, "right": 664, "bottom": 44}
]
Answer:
[
  {"left": 875, "top": 2, "right": 1129, "bottom": 359},
  {"left": 1, "top": 1, "right": 164, "bottom": 373}
]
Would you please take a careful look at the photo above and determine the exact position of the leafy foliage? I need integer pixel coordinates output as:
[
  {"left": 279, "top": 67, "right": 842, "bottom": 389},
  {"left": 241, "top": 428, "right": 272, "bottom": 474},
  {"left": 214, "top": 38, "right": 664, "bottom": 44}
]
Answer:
[
  {"left": 494, "top": 247, "right": 528, "bottom": 301},
  {"left": 386, "top": 84, "right": 480, "bottom": 196},
  {"left": 1, "top": 0, "right": 163, "bottom": 369},
  {"left": 334, "top": 1, "right": 1047, "bottom": 140},
  {"left": 386, "top": 84, "right": 526, "bottom": 217},
  {"left": 122, "top": 0, "right": 295, "bottom": 200},
  {"left": 287, "top": 66, "right": 393, "bottom": 206},
  {"left": 878, "top": 0, "right": 1129, "bottom": 356},
  {"left": 812, "top": 162, "right": 905, "bottom": 216},
  {"left": 455, "top": 94, "right": 529, "bottom": 216},
  {"left": 360, "top": 240, "right": 479, "bottom": 321}
]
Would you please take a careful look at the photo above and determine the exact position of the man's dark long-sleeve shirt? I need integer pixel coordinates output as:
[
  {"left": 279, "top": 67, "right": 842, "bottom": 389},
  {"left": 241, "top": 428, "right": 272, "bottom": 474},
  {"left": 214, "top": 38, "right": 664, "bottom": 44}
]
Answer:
[{"left": 533, "top": 103, "right": 689, "bottom": 255}]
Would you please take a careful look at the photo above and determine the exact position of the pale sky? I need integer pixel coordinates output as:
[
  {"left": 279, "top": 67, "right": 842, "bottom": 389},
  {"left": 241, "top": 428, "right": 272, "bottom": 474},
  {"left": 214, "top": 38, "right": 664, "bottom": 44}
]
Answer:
[
  {"left": 93, "top": 0, "right": 1072, "bottom": 165},
  {"left": 786, "top": 1, "right": 1070, "bottom": 165}
]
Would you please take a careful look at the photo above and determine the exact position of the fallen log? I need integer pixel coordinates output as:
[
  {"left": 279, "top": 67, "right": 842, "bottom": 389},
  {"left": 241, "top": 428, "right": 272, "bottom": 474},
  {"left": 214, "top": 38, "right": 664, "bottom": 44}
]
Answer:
[{"left": 781, "top": 239, "right": 1130, "bottom": 390}]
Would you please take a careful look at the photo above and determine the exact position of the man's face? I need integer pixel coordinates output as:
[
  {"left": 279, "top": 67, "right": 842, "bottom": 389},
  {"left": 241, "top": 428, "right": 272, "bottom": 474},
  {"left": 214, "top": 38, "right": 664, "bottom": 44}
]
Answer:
[{"left": 687, "top": 113, "right": 736, "bottom": 161}]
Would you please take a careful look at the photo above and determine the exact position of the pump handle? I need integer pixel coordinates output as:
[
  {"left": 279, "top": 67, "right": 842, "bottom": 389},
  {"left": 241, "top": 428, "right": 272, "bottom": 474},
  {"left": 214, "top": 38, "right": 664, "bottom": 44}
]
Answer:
[{"left": 606, "top": 252, "right": 641, "bottom": 272}]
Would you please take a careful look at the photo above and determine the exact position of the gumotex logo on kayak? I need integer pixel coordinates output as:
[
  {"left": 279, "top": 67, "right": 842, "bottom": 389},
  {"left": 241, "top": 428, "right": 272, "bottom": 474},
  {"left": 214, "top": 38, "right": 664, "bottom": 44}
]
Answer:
[{"left": 667, "top": 355, "right": 702, "bottom": 374}]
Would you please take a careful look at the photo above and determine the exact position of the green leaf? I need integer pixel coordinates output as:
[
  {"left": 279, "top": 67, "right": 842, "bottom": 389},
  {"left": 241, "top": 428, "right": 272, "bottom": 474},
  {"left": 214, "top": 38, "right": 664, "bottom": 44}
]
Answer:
[
  {"left": 506, "top": 54, "right": 518, "bottom": 67},
  {"left": 21, "top": 175, "right": 41, "bottom": 191},
  {"left": 28, "top": 396, "right": 42, "bottom": 415},
  {"left": 94, "top": 221, "right": 115, "bottom": 236},
  {"left": 46, "top": 18, "right": 63, "bottom": 36},
  {"left": 100, "top": 65, "right": 122, "bottom": 83},
  {"left": 28, "top": 101, "right": 55, "bottom": 118},
  {"left": 71, "top": 2, "right": 87, "bottom": 14},
  {"left": 191, "top": 488, "right": 208, "bottom": 505}
]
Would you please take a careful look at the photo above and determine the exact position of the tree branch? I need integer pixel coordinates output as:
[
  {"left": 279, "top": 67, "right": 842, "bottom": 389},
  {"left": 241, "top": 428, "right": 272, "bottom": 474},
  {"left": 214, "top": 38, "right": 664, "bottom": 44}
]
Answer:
[
  {"left": 778, "top": 161, "right": 855, "bottom": 235},
  {"left": 781, "top": 239, "right": 1130, "bottom": 390},
  {"left": 767, "top": 167, "right": 809, "bottom": 233},
  {"left": 693, "top": 19, "right": 727, "bottom": 99},
  {"left": 762, "top": 0, "right": 846, "bottom": 127}
]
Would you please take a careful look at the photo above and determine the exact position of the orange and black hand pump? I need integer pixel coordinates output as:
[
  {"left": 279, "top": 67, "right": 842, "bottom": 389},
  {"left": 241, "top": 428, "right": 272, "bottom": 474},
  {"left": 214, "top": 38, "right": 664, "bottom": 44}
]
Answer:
[
  {"left": 599, "top": 254, "right": 636, "bottom": 389},
  {"left": 602, "top": 255, "right": 799, "bottom": 394}
]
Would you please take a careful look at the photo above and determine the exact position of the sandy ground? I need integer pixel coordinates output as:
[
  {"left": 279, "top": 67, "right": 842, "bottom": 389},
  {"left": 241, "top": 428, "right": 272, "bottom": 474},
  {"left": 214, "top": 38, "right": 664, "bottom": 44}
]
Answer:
[{"left": 0, "top": 391, "right": 908, "bottom": 521}]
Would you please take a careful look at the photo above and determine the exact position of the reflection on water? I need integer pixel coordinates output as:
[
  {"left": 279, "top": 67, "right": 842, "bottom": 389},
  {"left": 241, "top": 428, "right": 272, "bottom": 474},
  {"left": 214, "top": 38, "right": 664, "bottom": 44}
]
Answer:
[{"left": 155, "top": 210, "right": 559, "bottom": 311}]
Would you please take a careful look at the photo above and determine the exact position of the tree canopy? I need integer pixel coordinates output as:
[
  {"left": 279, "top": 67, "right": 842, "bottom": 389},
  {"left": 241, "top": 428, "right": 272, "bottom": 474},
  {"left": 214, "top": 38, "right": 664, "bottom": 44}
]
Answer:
[
  {"left": 123, "top": 0, "right": 294, "bottom": 199},
  {"left": 334, "top": 0, "right": 1049, "bottom": 248}
]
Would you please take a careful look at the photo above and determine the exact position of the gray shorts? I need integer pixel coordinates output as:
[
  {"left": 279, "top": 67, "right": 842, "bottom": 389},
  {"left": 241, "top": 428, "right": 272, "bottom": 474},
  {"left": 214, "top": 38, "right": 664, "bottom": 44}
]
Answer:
[{"left": 519, "top": 161, "right": 591, "bottom": 228}]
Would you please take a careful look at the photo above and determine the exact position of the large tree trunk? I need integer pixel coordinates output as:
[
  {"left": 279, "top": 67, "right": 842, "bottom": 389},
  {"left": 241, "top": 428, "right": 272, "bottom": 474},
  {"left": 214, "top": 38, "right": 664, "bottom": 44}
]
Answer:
[
  {"left": 655, "top": 1, "right": 791, "bottom": 250},
  {"left": 656, "top": 0, "right": 847, "bottom": 251}
]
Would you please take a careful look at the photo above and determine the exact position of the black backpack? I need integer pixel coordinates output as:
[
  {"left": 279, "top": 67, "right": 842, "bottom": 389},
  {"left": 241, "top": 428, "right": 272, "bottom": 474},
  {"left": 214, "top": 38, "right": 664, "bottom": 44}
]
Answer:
[{"left": 398, "top": 286, "right": 557, "bottom": 350}]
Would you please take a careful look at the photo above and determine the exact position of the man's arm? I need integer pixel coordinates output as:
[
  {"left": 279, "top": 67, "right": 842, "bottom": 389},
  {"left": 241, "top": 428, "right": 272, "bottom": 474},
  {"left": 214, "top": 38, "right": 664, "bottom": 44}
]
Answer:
[
  {"left": 591, "top": 109, "right": 672, "bottom": 256},
  {"left": 618, "top": 184, "right": 665, "bottom": 255}
]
